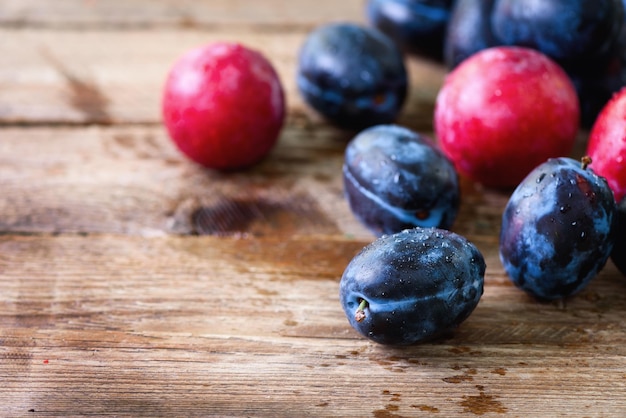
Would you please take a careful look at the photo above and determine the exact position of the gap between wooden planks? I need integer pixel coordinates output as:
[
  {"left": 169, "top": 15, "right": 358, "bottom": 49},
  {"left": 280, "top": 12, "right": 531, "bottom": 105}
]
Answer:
[
  {"left": 0, "top": 121, "right": 511, "bottom": 239},
  {"left": 1, "top": 234, "right": 626, "bottom": 416},
  {"left": 2, "top": 1, "right": 626, "bottom": 416}
]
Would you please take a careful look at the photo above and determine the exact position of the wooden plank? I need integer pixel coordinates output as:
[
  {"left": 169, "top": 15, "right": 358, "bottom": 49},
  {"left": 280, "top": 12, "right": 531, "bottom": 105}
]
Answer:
[
  {"left": 3, "top": 1, "right": 624, "bottom": 416},
  {"left": 0, "top": 124, "right": 505, "bottom": 239},
  {"left": 0, "top": 0, "right": 366, "bottom": 28},
  {"left": 1, "top": 234, "right": 625, "bottom": 417},
  {"left": 0, "top": 27, "right": 445, "bottom": 126},
  {"left": 0, "top": 124, "right": 367, "bottom": 237}
]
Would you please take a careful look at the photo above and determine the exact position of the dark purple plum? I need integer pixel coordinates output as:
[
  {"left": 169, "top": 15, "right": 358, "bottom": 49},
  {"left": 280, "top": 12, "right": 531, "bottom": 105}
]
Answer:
[
  {"left": 490, "top": 0, "right": 624, "bottom": 67},
  {"left": 500, "top": 157, "right": 617, "bottom": 300},
  {"left": 570, "top": 58, "right": 626, "bottom": 129},
  {"left": 444, "top": 0, "right": 498, "bottom": 69},
  {"left": 340, "top": 227, "right": 485, "bottom": 345},
  {"left": 366, "top": 0, "right": 454, "bottom": 60},
  {"left": 611, "top": 196, "right": 626, "bottom": 276},
  {"left": 570, "top": 9, "right": 626, "bottom": 128},
  {"left": 444, "top": 0, "right": 626, "bottom": 126},
  {"left": 343, "top": 125, "right": 460, "bottom": 236},
  {"left": 296, "top": 22, "right": 408, "bottom": 130},
  {"left": 489, "top": 0, "right": 625, "bottom": 127}
]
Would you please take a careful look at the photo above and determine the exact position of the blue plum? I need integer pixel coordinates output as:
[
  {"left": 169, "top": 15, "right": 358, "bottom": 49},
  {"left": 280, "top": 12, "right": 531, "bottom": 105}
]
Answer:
[
  {"left": 570, "top": 57, "right": 626, "bottom": 129},
  {"left": 343, "top": 125, "right": 460, "bottom": 236},
  {"left": 490, "top": 0, "right": 624, "bottom": 68},
  {"left": 611, "top": 196, "right": 626, "bottom": 276},
  {"left": 366, "top": 0, "right": 454, "bottom": 59},
  {"left": 340, "top": 227, "right": 485, "bottom": 345},
  {"left": 444, "top": 0, "right": 498, "bottom": 69},
  {"left": 444, "top": 0, "right": 626, "bottom": 127},
  {"left": 570, "top": 8, "right": 626, "bottom": 128},
  {"left": 499, "top": 157, "right": 617, "bottom": 300},
  {"left": 490, "top": 0, "right": 625, "bottom": 128},
  {"left": 296, "top": 22, "right": 408, "bottom": 130}
]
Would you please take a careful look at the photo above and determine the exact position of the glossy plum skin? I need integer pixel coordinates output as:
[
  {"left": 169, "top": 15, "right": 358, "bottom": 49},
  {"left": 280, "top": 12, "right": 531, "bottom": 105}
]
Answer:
[
  {"left": 571, "top": 51, "right": 626, "bottom": 129},
  {"left": 343, "top": 125, "right": 459, "bottom": 236},
  {"left": 550, "top": 0, "right": 626, "bottom": 127},
  {"left": 444, "top": 0, "right": 497, "bottom": 69},
  {"left": 162, "top": 43, "right": 285, "bottom": 170},
  {"left": 499, "top": 157, "right": 617, "bottom": 300},
  {"left": 444, "top": 0, "right": 626, "bottom": 127},
  {"left": 366, "top": 0, "right": 454, "bottom": 59},
  {"left": 296, "top": 23, "right": 408, "bottom": 130},
  {"left": 492, "top": 0, "right": 625, "bottom": 128},
  {"left": 340, "top": 227, "right": 485, "bottom": 345},
  {"left": 434, "top": 46, "right": 580, "bottom": 188},
  {"left": 586, "top": 87, "right": 626, "bottom": 203},
  {"left": 491, "top": 0, "right": 623, "bottom": 66},
  {"left": 611, "top": 196, "right": 626, "bottom": 276}
]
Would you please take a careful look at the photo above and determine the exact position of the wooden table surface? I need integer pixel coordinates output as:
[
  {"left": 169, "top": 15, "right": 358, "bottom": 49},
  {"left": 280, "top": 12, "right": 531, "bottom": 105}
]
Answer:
[{"left": 2, "top": 1, "right": 626, "bottom": 416}]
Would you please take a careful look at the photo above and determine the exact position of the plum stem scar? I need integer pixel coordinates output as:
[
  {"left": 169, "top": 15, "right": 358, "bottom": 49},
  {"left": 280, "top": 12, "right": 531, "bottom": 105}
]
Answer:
[{"left": 355, "top": 299, "right": 368, "bottom": 322}]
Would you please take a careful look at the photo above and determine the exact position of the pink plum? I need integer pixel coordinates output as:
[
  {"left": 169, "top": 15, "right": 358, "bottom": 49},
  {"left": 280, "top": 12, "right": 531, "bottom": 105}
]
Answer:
[
  {"left": 586, "top": 87, "right": 626, "bottom": 203},
  {"left": 434, "top": 46, "right": 580, "bottom": 188},
  {"left": 162, "top": 42, "right": 285, "bottom": 170}
]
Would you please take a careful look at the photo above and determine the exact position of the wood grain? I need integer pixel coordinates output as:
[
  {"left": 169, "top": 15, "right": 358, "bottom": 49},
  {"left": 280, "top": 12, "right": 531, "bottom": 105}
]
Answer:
[
  {"left": 2, "top": 1, "right": 626, "bottom": 416},
  {"left": 0, "top": 123, "right": 507, "bottom": 239},
  {"left": 2, "top": 234, "right": 626, "bottom": 416},
  {"left": 0, "top": 124, "right": 370, "bottom": 237},
  {"left": 0, "top": 27, "right": 444, "bottom": 126},
  {"left": 0, "top": 0, "right": 366, "bottom": 29}
]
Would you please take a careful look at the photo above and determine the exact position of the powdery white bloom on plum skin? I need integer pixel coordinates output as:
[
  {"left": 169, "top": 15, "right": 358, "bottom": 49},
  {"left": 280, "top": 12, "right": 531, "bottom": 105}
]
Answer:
[
  {"left": 296, "top": 22, "right": 408, "bottom": 130},
  {"left": 343, "top": 125, "right": 460, "bottom": 236},
  {"left": 340, "top": 227, "right": 485, "bottom": 345},
  {"left": 499, "top": 157, "right": 616, "bottom": 300}
]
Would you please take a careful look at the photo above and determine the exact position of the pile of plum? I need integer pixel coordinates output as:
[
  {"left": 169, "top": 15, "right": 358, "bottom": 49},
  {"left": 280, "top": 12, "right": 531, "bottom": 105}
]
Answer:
[
  {"left": 295, "top": 0, "right": 626, "bottom": 345},
  {"left": 372, "top": 0, "right": 626, "bottom": 128},
  {"left": 160, "top": 1, "right": 626, "bottom": 345},
  {"left": 299, "top": 0, "right": 626, "bottom": 128}
]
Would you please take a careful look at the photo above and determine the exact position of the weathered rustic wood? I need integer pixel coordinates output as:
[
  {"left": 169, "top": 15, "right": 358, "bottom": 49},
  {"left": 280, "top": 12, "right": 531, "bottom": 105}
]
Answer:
[
  {"left": 0, "top": 27, "right": 444, "bottom": 127},
  {"left": 0, "top": 0, "right": 366, "bottom": 29},
  {"left": 0, "top": 124, "right": 506, "bottom": 239},
  {"left": 0, "top": 124, "right": 361, "bottom": 237},
  {"left": 1, "top": 1, "right": 625, "bottom": 417},
  {"left": 1, "top": 234, "right": 625, "bottom": 417}
]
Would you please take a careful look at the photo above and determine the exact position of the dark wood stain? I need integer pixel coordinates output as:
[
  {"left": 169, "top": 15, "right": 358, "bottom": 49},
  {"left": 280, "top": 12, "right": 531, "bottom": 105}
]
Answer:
[
  {"left": 40, "top": 48, "right": 112, "bottom": 123},
  {"left": 460, "top": 390, "right": 508, "bottom": 415},
  {"left": 412, "top": 404, "right": 440, "bottom": 413},
  {"left": 372, "top": 409, "right": 405, "bottom": 418},
  {"left": 449, "top": 346, "right": 472, "bottom": 354},
  {"left": 191, "top": 194, "right": 337, "bottom": 236},
  {"left": 193, "top": 198, "right": 266, "bottom": 235},
  {"left": 491, "top": 367, "right": 507, "bottom": 376},
  {"left": 443, "top": 366, "right": 477, "bottom": 384},
  {"left": 3, "top": 2, "right": 626, "bottom": 416},
  {"left": 443, "top": 374, "right": 474, "bottom": 384}
]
